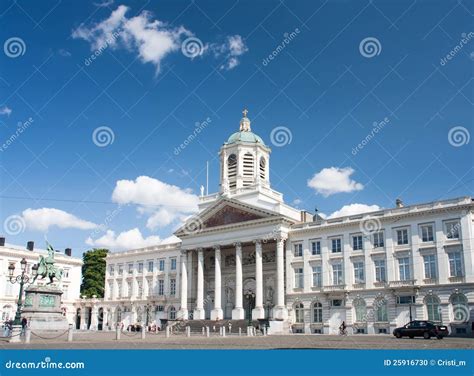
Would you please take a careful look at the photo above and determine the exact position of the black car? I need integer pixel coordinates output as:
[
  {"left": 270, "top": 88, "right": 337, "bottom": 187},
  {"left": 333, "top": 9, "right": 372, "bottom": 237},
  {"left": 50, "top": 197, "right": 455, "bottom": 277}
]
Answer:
[{"left": 393, "top": 320, "right": 449, "bottom": 339}]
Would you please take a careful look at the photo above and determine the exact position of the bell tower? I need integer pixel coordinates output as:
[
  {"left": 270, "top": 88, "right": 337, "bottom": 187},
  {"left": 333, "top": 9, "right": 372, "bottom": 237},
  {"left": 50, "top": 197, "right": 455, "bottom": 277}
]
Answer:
[{"left": 219, "top": 109, "right": 271, "bottom": 195}]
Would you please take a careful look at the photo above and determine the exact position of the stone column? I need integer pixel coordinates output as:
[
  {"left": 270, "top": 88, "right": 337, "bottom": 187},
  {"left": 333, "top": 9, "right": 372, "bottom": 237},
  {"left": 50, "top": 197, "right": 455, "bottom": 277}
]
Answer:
[
  {"left": 90, "top": 305, "right": 98, "bottom": 330},
  {"left": 210, "top": 246, "right": 223, "bottom": 320},
  {"left": 232, "top": 242, "right": 245, "bottom": 319},
  {"left": 193, "top": 248, "right": 205, "bottom": 319},
  {"left": 178, "top": 250, "right": 189, "bottom": 320},
  {"left": 252, "top": 240, "right": 265, "bottom": 319},
  {"left": 273, "top": 236, "right": 288, "bottom": 320}
]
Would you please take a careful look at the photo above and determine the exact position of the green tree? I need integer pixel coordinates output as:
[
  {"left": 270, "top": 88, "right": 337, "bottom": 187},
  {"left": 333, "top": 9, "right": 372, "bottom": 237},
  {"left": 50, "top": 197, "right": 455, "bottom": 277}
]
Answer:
[{"left": 80, "top": 248, "right": 108, "bottom": 298}]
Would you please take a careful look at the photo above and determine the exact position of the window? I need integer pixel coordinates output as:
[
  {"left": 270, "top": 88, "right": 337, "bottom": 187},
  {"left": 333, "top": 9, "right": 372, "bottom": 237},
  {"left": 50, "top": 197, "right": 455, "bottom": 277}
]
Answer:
[
  {"left": 425, "top": 296, "right": 441, "bottom": 322},
  {"left": 169, "top": 306, "right": 176, "bottom": 320},
  {"left": 397, "top": 296, "right": 415, "bottom": 305},
  {"left": 117, "top": 282, "right": 122, "bottom": 298},
  {"left": 448, "top": 252, "right": 463, "bottom": 277},
  {"left": 137, "top": 281, "right": 143, "bottom": 297},
  {"left": 242, "top": 152, "right": 255, "bottom": 187},
  {"left": 127, "top": 281, "right": 132, "bottom": 298},
  {"left": 451, "top": 294, "right": 468, "bottom": 322},
  {"left": 63, "top": 285, "right": 69, "bottom": 300},
  {"left": 423, "top": 254, "right": 437, "bottom": 279},
  {"left": 311, "top": 240, "right": 321, "bottom": 255},
  {"left": 445, "top": 221, "right": 460, "bottom": 239},
  {"left": 331, "top": 238, "right": 342, "bottom": 253},
  {"left": 352, "top": 235, "right": 363, "bottom": 251},
  {"left": 398, "top": 257, "right": 411, "bottom": 281},
  {"left": 312, "top": 266, "right": 322, "bottom": 287},
  {"left": 118, "top": 264, "right": 123, "bottom": 276},
  {"left": 375, "top": 299, "right": 388, "bottom": 322},
  {"left": 354, "top": 299, "right": 366, "bottom": 322},
  {"left": 147, "top": 261, "right": 154, "bottom": 273},
  {"left": 156, "top": 305, "right": 164, "bottom": 312},
  {"left": 170, "top": 278, "right": 176, "bottom": 295},
  {"left": 109, "top": 265, "right": 115, "bottom": 276},
  {"left": 294, "top": 243, "right": 303, "bottom": 257},
  {"left": 159, "top": 259, "right": 165, "bottom": 272},
  {"left": 353, "top": 262, "right": 365, "bottom": 283},
  {"left": 128, "top": 263, "right": 133, "bottom": 274},
  {"left": 63, "top": 269, "right": 70, "bottom": 279},
  {"left": 331, "top": 299, "right": 343, "bottom": 307},
  {"left": 396, "top": 229, "right": 409, "bottom": 245},
  {"left": 158, "top": 279, "right": 164, "bottom": 296},
  {"left": 294, "top": 303, "right": 304, "bottom": 323},
  {"left": 138, "top": 262, "right": 144, "bottom": 274},
  {"left": 227, "top": 154, "right": 237, "bottom": 189},
  {"left": 374, "top": 260, "right": 386, "bottom": 282},
  {"left": 147, "top": 280, "right": 153, "bottom": 296},
  {"left": 294, "top": 268, "right": 304, "bottom": 289},
  {"left": 170, "top": 258, "right": 177, "bottom": 271},
  {"left": 373, "top": 232, "right": 384, "bottom": 248},
  {"left": 312, "top": 302, "right": 323, "bottom": 323},
  {"left": 259, "top": 157, "right": 266, "bottom": 180},
  {"left": 332, "top": 264, "right": 343, "bottom": 285},
  {"left": 421, "top": 224, "right": 434, "bottom": 242}
]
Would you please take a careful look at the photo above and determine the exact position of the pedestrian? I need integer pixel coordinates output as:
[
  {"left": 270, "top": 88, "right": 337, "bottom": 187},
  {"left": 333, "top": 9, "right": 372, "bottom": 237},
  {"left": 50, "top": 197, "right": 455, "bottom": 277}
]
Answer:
[
  {"left": 228, "top": 322, "right": 232, "bottom": 334},
  {"left": 21, "top": 317, "right": 27, "bottom": 335}
]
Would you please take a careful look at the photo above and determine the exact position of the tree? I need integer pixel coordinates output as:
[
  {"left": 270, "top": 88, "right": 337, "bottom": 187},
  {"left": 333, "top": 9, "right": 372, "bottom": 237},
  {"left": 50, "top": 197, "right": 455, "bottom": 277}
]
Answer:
[{"left": 80, "top": 248, "right": 108, "bottom": 298}]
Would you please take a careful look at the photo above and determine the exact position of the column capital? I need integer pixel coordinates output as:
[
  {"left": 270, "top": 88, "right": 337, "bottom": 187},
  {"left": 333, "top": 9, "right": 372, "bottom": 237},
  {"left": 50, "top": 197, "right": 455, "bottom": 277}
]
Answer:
[
  {"left": 253, "top": 239, "right": 262, "bottom": 245},
  {"left": 180, "top": 249, "right": 189, "bottom": 256},
  {"left": 213, "top": 245, "right": 221, "bottom": 251},
  {"left": 275, "top": 234, "right": 288, "bottom": 242},
  {"left": 233, "top": 242, "right": 242, "bottom": 248},
  {"left": 196, "top": 247, "right": 204, "bottom": 252}
]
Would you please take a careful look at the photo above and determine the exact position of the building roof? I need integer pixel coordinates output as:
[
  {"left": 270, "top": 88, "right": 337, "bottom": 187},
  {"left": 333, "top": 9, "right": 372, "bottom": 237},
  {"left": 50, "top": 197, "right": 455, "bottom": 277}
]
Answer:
[{"left": 226, "top": 130, "right": 266, "bottom": 145}]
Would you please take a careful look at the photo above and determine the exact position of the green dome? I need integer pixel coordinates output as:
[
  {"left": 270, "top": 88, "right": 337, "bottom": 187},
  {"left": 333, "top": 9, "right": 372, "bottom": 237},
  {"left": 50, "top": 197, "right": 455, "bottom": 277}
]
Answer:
[{"left": 227, "top": 131, "right": 265, "bottom": 145}]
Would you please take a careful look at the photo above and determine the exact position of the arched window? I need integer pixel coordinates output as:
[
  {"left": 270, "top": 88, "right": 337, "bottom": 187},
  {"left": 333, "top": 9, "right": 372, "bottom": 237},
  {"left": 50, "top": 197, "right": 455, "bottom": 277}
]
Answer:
[
  {"left": 354, "top": 298, "right": 366, "bottom": 322},
  {"left": 312, "top": 302, "right": 323, "bottom": 323},
  {"left": 375, "top": 298, "right": 388, "bottom": 322},
  {"left": 242, "top": 153, "right": 254, "bottom": 186},
  {"left": 425, "top": 295, "right": 441, "bottom": 322},
  {"left": 259, "top": 157, "right": 266, "bottom": 180},
  {"left": 169, "top": 306, "right": 176, "bottom": 320},
  {"left": 227, "top": 154, "right": 237, "bottom": 189},
  {"left": 451, "top": 294, "right": 469, "bottom": 322},
  {"left": 294, "top": 302, "right": 304, "bottom": 323}
]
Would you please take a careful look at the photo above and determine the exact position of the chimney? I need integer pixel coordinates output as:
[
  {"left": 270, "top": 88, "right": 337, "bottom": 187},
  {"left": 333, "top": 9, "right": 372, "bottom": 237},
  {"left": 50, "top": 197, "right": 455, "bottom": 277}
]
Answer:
[
  {"left": 65, "top": 248, "right": 72, "bottom": 257},
  {"left": 0, "top": 237, "right": 5, "bottom": 246},
  {"left": 26, "top": 241, "right": 34, "bottom": 251},
  {"left": 395, "top": 198, "right": 404, "bottom": 208}
]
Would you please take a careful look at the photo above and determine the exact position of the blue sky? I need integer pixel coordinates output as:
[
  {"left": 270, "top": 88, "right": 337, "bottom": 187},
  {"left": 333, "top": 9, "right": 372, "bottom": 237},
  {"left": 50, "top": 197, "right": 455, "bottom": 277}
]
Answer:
[{"left": 0, "top": 0, "right": 472, "bottom": 256}]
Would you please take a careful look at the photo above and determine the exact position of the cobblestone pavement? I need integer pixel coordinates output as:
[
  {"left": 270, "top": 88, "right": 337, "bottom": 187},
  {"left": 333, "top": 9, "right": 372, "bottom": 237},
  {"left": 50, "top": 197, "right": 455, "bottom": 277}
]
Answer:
[{"left": 1, "top": 331, "right": 473, "bottom": 349}]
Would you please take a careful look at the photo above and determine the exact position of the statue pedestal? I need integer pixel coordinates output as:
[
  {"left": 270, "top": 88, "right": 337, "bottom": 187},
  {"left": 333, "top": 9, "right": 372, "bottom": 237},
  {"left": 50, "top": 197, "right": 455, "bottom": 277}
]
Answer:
[{"left": 23, "top": 285, "right": 68, "bottom": 331}]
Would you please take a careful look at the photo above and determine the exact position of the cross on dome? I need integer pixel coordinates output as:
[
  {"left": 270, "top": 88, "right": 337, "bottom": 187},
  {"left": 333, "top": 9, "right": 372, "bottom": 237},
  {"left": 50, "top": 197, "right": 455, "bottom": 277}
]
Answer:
[{"left": 239, "top": 108, "right": 251, "bottom": 132}]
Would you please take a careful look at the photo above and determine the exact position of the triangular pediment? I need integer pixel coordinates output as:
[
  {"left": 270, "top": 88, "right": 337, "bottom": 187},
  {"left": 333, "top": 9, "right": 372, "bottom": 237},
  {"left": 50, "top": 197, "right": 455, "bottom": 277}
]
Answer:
[{"left": 175, "top": 198, "right": 278, "bottom": 236}]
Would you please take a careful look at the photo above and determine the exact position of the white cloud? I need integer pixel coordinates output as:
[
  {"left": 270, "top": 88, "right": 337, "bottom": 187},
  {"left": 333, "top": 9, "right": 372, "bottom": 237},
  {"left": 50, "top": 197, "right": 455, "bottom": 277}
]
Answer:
[
  {"left": 22, "top": 208, "right": 98, "bottom": 232},
  {"left": 328, "top": 203, "right": 381, "bottom": 219},
  {"left": 73, "top": 6, "right": 248, "bottom": 74},
  {"left": 307, "top": 167, "right": 364, "bottom": 196},
  {"left": 111, "top": 175, "right": 199, "bottom": 230},
  {"left": 213, "top": 35, "right": 248, "bottom": 70},
  {"left": 0, "top": 106, "right": 12, "bottom": 116},
  {"left": 85, "top": 228, "right": 169, "bottom": 250}
]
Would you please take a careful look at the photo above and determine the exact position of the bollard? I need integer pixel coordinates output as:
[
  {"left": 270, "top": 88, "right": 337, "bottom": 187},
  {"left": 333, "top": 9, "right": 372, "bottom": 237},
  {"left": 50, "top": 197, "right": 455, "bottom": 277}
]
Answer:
[
  {"left": 165, "top": 326, "right": 170, "bottom": 338},
  {"left": 222, "top": 327, "right": 226, "bottom": 337},
  {"left": 206, "top": 326, "right": 210, "bottom": 338},
  {"left": 202, "top": 327, "right": 205, "bottom": 336},
  {"left": 25, "top": 327, "right": 31, "bottom": 344},
  {"left": 253, "top": 327, "right": 256, "bottom": 336},
  {"left": 141, "top": 328, "right": 146, "bottom": 340},
  {"left": 263, "top": 326, "right": 267, "bottom": 336},
  {"left": 115, "top": 325, "right": 121, "bottom": 340},
  {"left": 247, "top": 326, "right": 251, "bottom": 336},
  {"left": 239, "top": 328, "right": 242, "bottom": 336},
  {"left": 186, "top": 326, "right": 191, "bottom": 337},
  {"left": 67, "top": 324, "right": 73, "bottom": 342},
  {"left": 9, "top": 325, "right": 21, "bottom": 343}
]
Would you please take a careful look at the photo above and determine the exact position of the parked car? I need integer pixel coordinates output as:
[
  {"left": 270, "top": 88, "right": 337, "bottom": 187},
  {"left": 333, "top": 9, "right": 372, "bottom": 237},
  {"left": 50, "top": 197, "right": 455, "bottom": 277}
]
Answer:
[{"left": 393, "top": 320, "right": 449, "bottom": 339}]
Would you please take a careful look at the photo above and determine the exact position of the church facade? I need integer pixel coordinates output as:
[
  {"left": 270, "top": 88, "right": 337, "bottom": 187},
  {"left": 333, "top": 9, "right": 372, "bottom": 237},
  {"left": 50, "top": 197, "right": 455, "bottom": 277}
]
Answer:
[{"left": 77, "top": 112, "right": 474, "bottom": 336}]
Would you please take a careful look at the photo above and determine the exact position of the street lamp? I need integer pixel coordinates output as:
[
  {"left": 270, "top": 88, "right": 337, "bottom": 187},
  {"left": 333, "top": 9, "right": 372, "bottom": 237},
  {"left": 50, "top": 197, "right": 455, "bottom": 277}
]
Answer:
[
  {"left": 244, "top": 290, "right": 255, "bottom": 326},
  {"left": 8, "top": 258, "right": 35, "bottom": 326}
]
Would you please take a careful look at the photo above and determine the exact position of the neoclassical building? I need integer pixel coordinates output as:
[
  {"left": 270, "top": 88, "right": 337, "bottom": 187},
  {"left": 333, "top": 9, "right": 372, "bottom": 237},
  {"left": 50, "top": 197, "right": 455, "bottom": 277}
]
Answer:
[
  {"left": 81, "top": 111, "right": 474, "bottom": 335},
  {"left": 0, "top": 240, "right": 82, "bottom": 325}
]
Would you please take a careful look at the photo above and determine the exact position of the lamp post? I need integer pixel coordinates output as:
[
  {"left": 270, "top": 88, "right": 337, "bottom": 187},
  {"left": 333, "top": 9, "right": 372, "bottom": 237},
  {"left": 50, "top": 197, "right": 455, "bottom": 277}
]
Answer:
[
  {"left": 244, "top": 290, "right": 255, "bottom": 326},
  {"left": 8, "top": 258, "right": 37, "bottom": 326}
]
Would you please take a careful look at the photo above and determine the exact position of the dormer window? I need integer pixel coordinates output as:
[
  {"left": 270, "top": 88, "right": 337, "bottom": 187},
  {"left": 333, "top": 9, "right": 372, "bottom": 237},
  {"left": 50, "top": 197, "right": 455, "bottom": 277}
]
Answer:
[
  {"left": 242, "top": 153, "right": 254, "bottom": 186},
  {"left": 227, "top": 154, "right": 237, "bottom": 189},
  {"left": 259, "top": 157, "right": 266, "bottom": 180}
]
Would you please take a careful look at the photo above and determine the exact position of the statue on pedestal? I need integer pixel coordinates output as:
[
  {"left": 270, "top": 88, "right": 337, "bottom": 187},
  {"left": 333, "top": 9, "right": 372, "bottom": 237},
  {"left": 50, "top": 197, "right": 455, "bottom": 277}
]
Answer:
[{"left": 31, "top": 243, "right": 63, "bottom": 285}]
